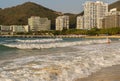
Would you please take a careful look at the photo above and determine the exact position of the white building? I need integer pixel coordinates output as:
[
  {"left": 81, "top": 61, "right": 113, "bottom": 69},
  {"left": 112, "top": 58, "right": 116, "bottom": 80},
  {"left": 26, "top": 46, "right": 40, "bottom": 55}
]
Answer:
[
  {"left": 84, "top": 1, "right": 108, "bottom": 29},
  {"left": 56, "top": 16, "right": 69, "bottom": 31},
  {"left": 11, "top": 25, "right": 29, "bottom": 33},
  {"left": 0, "top": 25, "right": 11, "bottom": 31},
  {"left": 76, "top": 16, "right": 84, "bottom": 29},
  {"left": 0, "top": 25, "right": 12, "bottom": 35},
  {"left": 0, "top": 25, "right": 30, "bottom": 35},
  {"left": 28, "top": 16, "right": 51, "bottom": 31}
]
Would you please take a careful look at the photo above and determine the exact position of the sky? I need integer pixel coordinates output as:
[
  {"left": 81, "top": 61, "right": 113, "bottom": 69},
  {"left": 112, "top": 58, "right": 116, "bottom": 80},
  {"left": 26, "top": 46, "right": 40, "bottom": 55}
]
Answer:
[{"left": 0, "top": 0, "right": 118, "bottom": 14}]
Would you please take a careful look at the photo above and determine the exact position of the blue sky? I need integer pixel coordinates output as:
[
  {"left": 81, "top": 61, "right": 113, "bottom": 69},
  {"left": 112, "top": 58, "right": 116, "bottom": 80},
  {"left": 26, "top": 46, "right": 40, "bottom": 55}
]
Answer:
[{"left": 0, "top": 0, "right": 117, "bottom": 13}]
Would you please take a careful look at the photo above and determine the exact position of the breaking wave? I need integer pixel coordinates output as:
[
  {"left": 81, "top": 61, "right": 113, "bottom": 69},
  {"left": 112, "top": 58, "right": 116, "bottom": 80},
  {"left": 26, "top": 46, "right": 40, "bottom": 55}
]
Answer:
[
  {"left": 0, "top": 42, "right": 120, "bottom": 81},
  {"left": 2, "top": 39, "right": 110, "bottom": 49},
  {"left": 15, "top": 38, "right": 63, "bottom": 43}
]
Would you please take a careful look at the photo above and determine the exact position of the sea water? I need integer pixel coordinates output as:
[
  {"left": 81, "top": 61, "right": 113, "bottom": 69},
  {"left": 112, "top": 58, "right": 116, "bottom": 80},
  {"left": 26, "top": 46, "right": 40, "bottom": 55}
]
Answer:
[{"left": 0, "top": 37, "right": 120, "bottom": 81}]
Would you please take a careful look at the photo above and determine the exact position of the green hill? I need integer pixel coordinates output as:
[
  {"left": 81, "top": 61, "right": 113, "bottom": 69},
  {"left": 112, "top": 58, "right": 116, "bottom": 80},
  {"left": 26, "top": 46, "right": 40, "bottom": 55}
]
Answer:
[
  {"left": 109, "top": 0, "right": 120, "bottom": 11},
  {"left": 0, "top": 2, "right": 61, "bottom": 29}
]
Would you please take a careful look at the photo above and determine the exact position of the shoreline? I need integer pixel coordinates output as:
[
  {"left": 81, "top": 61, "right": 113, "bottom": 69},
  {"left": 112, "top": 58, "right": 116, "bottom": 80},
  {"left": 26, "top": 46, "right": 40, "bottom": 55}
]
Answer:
[
  {"left": 0, "top": 35, "right": 86, "bottom": 38},
  {"left": 0, "top": 35, "right": 120, "bottom": 38},
  {"left": 75, "top": 65, "right": 120, "bottom": 81}
]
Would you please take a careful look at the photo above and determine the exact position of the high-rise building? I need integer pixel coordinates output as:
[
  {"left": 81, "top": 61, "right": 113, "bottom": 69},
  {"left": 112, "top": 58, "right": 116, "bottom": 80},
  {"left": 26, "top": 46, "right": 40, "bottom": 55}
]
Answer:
[
  {"left": 76, "top": 16, "right": 84, "bottom": 29},
  {"left": 56, "top": 16, "right": 69, "bottom": 31},
  {"left": 84, "top": 1, "right": 108, "bottom": 29},
  {"left": 28, "top": 16, "right": 51, "bottom": 31}
]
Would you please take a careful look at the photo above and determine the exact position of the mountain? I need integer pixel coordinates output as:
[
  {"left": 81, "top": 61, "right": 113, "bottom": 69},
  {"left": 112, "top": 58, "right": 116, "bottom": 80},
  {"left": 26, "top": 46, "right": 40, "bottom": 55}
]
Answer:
[
  {"left": 0, "top": 2, "right": 62, "bottom": 29},
  {"left": 109, "top": 0, "right": 120, "bottom": 11}
]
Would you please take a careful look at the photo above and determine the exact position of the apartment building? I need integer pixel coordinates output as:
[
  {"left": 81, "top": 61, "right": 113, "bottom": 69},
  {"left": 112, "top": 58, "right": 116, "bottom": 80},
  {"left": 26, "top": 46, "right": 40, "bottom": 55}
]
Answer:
[
  {"left": 0, "top": 25, "right": 30, "bottom": 35},
  {"left": 28, "top": 16, "right": 51, "bottom": 31},
  {"left": 84, "top": 1, "right": 108, "bottom": 29},
  {"left": 101, "top": 8, "right": 120, "bottom": 28},
  {"left": 76, "top": 16, "right": 84, "bottom": 29},
  {"left": 11, "top": 25, "right": 29, "bottom": 34},
  {"left": 56, "top": 16, "right": 69, "bottom": 31},
  {"left": 0, "top": 25, "right": 12, "bottom": 35}
]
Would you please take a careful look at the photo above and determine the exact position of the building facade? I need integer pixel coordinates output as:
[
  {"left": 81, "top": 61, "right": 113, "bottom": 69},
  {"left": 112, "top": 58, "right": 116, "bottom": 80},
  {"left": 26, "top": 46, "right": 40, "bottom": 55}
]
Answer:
[
  {"left": 0, "top": 25, "right": 29, "bottom": 35},
  {"left": 84, "top": 1, "right": 108, "bottom": 29},
  {"left": 0, "top": 25, "right": 12, "bottom": 35},
  {"left": 11, "top": 25, "right": 29, "bottom": 34},
  {"left": 56, "top": 16, "right": 69, "bottom": 31},
  {"left": 28, "top": 16, "right": 51, "bottom": 31},
  {"left": 101, "top": 8, "right": 120, "bottom": 28},
  {"left": 76, "top": 16, "right": 84, "bottom": 29}
]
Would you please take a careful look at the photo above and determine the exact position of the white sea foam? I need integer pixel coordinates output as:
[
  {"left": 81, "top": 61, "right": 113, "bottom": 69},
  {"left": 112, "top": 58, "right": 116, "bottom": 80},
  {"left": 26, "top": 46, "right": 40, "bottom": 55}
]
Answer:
[
  {"left": 0, "top": 42, "right": 120, "bottom": 81},
  {"left": 3, "top": 39, "right": 110, "bottom": 49},
  {"left": 15, "top": 38, "right": 63, "bottom": 43}
]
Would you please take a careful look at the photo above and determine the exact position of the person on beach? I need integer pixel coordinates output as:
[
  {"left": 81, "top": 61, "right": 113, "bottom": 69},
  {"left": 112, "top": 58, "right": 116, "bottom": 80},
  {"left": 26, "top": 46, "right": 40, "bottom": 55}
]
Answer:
[{"left": 106, "top": 37, "right": 111, "bottom": 44}]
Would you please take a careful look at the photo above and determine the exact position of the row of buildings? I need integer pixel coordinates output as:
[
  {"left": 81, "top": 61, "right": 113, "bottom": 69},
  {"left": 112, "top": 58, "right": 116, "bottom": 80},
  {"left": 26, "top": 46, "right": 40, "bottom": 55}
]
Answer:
[
  {"left": 0, "top": 15, "right": 69, "bottom": 34},
  {"left": 77, "top": 1, "right": 120, "bottom": 29},
  {"left": 0, "top": 25, "right": 29, "bottom": 35},
  {"left": 0, "top": 17, "right": 51, "bottom": 35},
  {"left": 1, "top": 1, "right": 120, "bottom": 35}
]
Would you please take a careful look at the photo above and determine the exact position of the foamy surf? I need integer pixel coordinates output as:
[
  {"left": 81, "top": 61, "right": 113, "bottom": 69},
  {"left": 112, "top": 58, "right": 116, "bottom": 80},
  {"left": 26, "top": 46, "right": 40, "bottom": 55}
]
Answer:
[
  {"left": 0, "top": 42, "right": 120, "bottom": 81},
  {"left": 3, "top": 39, "right": 110, "bottom": 49},
  {"left": 15, "top": 38, "right": 63, "bottom": 43}
]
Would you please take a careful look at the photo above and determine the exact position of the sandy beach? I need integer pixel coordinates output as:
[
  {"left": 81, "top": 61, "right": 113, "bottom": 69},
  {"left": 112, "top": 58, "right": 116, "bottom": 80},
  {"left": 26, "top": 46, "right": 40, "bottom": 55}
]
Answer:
[{"left": 75, "top": 65, "right": 120, "bottom": 81}]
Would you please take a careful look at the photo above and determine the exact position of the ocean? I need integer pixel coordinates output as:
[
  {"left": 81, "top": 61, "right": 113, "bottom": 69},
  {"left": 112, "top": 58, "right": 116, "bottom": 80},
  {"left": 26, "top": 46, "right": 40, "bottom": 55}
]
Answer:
[{"left": 0, "top": 37, "right": 120, "bottom": 81}]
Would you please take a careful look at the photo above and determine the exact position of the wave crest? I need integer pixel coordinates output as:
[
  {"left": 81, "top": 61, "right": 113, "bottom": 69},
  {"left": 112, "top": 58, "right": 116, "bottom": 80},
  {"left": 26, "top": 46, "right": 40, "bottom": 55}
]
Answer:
[
  {"left": 3, "top": 39, "right": 110, "bottom": 49},
  {"left": 15, "top": 38, "right": 63, "bottom": 43}
]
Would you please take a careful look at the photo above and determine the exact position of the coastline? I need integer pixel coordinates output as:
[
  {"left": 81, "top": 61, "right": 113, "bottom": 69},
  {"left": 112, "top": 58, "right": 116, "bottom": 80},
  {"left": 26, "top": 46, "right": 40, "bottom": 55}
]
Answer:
[
  {"left": 0, "top": 35, "right": 120, "bottom": 38},
  {"left": 0, "top": 35, "right": 86, "bottom": 38},
  {"left": 75, "top": 65, "right": 120, "bottom": 81}
]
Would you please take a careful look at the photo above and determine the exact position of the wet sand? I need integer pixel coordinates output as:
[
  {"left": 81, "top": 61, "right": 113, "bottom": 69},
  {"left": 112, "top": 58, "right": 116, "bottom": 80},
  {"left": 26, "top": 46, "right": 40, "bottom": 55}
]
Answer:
[{"left": 75, "top": 65, "right": 120, "bottom": 81}]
